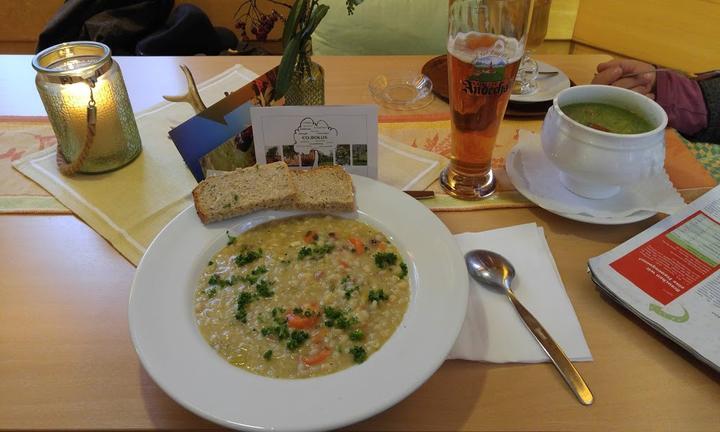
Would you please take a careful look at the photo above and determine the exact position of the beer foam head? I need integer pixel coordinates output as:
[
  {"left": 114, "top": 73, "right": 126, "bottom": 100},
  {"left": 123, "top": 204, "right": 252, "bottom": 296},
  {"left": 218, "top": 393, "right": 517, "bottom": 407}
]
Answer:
[{"left": 448, "top": 32, "right": 523, "bottom": 66}]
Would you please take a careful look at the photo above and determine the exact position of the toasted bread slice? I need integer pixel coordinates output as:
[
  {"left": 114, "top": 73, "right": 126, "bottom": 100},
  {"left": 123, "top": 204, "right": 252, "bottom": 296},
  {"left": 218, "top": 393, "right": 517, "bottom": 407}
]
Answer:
[
  {"left": 291, "top": 165, "right": 356, "bottom": 212},
  {"left": 192, "top": 161, "right": 296, "bottom": 224}
]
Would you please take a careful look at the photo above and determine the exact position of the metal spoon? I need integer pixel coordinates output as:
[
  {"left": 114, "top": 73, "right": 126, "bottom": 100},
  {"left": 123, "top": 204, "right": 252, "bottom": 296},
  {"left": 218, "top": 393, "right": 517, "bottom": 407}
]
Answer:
[
  {"left": 465, "top": 249, "right": 594, "bottom": 406},
  {"left": 538, "top": 70, "right": 559, "bottom": 77}
]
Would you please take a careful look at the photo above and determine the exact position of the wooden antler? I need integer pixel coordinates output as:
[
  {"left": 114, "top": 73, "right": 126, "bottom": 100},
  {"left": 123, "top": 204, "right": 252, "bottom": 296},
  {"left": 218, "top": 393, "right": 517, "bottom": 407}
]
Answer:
[{"left": 163, "top": 65, "right": 207, "bottom": 114}]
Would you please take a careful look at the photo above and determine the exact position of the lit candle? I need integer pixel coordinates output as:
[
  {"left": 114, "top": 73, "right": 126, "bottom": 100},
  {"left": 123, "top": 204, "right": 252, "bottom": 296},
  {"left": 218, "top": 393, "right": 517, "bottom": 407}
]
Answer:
[{"left": 33, "top": 41, "right": 141, "bottom": 174}]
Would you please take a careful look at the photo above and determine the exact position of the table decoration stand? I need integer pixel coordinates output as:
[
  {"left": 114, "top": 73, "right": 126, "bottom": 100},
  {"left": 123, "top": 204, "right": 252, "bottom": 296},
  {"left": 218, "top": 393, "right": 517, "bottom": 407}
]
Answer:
[{"left": 163, "top": 64, "right": 256, "bottom": 170}]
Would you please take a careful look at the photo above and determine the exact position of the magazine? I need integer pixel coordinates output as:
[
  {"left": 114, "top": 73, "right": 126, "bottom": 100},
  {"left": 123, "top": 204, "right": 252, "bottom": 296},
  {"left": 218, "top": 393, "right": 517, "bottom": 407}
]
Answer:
[{"left": 588, "top": 185, "right": 720, "bottom": 372}]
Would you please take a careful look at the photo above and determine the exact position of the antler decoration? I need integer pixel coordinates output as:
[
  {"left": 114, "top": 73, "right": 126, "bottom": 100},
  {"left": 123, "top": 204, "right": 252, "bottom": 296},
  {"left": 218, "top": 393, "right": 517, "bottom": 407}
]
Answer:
[
  {"left": 163, "top": 65, "right": 256, "bottom": 171},
  {"left": 163, "top": 65, "right": 207, "bottom": 114}
]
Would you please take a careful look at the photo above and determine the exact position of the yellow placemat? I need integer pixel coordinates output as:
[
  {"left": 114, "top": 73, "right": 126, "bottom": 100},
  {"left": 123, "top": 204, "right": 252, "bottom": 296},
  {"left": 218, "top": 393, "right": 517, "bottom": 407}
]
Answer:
[
  {"left": 13, "top": 66, "right": 259, "bottom": 264},
  {"left": 12, "top": 66, "right": 458, "bottom": 265},
  {"left": 379, "top": 116, "right": 544, "bottom": 210}
]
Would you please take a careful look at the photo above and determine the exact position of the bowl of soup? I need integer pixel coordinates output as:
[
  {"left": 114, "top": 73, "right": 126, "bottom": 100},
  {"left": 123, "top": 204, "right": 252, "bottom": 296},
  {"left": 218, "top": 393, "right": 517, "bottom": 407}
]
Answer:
[{"left": 540, "top": 85, "right": 668, "bottom": 199}]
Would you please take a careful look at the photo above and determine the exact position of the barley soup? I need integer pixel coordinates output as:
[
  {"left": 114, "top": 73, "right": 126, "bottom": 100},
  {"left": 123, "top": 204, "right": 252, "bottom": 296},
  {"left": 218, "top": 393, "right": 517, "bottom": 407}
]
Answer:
[{"left": 194, "top": 215, "right": 410, "bottom": 379}]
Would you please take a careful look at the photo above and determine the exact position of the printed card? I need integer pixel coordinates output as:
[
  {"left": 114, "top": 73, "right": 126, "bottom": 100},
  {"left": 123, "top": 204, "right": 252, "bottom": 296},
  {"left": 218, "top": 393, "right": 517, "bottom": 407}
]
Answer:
[{"left": 250, "top": 105, "right": 378, "bottom": 178}]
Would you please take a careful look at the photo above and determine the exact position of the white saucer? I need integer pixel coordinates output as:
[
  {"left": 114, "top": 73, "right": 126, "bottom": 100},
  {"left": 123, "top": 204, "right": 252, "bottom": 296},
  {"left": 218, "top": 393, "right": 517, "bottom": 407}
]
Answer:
[
  {"left": 510, "top": 61, "right": 571, "bottom": 103},
  {"left": 505, "top": 145, "right": 657, "bottom": 225}
]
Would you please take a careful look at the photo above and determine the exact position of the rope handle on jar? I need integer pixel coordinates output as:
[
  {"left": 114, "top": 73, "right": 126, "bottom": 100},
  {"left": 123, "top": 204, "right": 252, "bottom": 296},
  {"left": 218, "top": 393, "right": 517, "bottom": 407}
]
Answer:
[{"left": 56, "top": 78, "right": 97, "bottom": 176}]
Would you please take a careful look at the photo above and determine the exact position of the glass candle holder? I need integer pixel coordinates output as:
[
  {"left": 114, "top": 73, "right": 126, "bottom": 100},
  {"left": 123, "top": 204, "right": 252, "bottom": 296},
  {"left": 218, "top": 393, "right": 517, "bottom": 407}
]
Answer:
[{"left": 32, "top": 41, "right": 141, "bottom": 174}]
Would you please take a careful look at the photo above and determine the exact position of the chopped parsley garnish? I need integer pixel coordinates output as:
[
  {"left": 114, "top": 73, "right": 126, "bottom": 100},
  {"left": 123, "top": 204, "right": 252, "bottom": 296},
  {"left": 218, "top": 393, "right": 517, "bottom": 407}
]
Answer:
[
  {"left": 343, "top": 286, "right": 359, "bottom": 300},
  {"left": 341, "top": 276, "right": 360, "bottom": 300},
  {"left": 235, "top": 248, "right": 262, "bottom": 266},
  {"left": 240, "top": 265, "right": 268, "bottom": 285},
  {"left": 286, "top": 330, "right": 309, "bottom": 351},
  {"left": 368, "top": 289, "right": 389, "bottom": 303},
  {"left": 290, "top": 307, "right": 316, "bottom": 318},
  {"left": 208, "top": 273, "right": 239, "bottom": 288},
  {"left": 374, "top": 252, "right": 398, "bottom": 269},
  {"left": 323, "top": 306, "right": 357, "bottom": 330},
  {"left": 207, "top": 260, "right": 214, "bottom": 266},
  {"left": 252, "top": 265, "right": 268, "bottom": 275},
  {"left": 205, "top": 286, "right": 217, "bottom": 298},
  {"left": 349, "top": 329, "right": 364, "bottom": 341},
  {"left": 226, "top": 231, "right": 237, "bottom": 246},
  {"left": 262, "top": 322, "right": 290, "bottom": 340},
  {"left": 235, "top": 291, "right": 255, "bottom": 323},
  {"left": 297, "top": 243, "right": 335, "bottom": 260},
  {"left": 399, "top": 262, "right": 408, "bottom": 279},
  {"left": 233, "top": 194, "right": 239, "bottom": 202},
  {"left": 349, "top": 346, "right": 367, "bottom": 363},
  {"left": 255, "top": 279, "right": 274, "bottom": 298},
  {"left": 263, "top": 349, "right": 272, "bottom": 360},
  {"left": 271, "top": 307, "right": 286, "bottom": 324}
]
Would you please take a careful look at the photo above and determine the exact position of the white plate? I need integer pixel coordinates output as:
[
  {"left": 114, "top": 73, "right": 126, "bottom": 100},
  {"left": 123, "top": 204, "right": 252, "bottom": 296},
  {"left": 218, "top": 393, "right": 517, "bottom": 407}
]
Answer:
[
  {"left": 128, "top": 175, "right": 468, "bottom": 431},
  {"left": 510, "top": 60, "right": 571, "bottom": 103},
  {"left": 506, "top": 146, "right": 656, "bottom": 225}
]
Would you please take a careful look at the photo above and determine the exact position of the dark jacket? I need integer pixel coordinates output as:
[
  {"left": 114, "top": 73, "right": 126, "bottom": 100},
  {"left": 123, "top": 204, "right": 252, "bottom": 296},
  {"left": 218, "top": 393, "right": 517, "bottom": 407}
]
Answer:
[
  {"left": 694, "top": 78, "right": 720, "bottom": 143},
  {"left": 37, "top": 0, "right": 237, "bottom": 56}
]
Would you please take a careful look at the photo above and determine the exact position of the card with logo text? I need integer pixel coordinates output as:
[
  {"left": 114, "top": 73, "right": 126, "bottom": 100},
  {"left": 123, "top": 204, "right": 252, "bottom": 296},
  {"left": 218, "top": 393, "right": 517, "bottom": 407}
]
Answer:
[{"left": 250, "top": 105, "right": 378, "bottom": 179}]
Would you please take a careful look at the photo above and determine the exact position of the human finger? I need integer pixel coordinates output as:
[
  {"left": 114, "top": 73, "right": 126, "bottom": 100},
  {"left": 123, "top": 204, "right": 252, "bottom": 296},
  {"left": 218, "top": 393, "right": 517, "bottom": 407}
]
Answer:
[
  {"left": 596, "top": 59, "right": 624, "bottom": 73},
  {"left": 610, "top": 76, "right": 649, "bottom": 90},
  {"left": 592, "top": 66, "right": 623, "bottom": 85},
  {"left": 629, "top": 84, "right": 653, "bottom": 95}
]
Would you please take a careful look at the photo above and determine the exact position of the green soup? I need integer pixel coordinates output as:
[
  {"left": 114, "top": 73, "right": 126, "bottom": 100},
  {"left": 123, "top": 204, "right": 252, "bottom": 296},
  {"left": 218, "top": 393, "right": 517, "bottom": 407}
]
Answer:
[{"left": 561, "top": 103, "right": 654, "bottom": 134}]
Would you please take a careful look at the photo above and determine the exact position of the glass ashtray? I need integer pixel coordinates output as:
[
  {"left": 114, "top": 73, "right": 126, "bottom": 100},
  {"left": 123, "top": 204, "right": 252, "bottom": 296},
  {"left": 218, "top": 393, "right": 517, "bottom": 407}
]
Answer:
[{"left": 368, "top": 73, "right": 434, "bottom": 110}]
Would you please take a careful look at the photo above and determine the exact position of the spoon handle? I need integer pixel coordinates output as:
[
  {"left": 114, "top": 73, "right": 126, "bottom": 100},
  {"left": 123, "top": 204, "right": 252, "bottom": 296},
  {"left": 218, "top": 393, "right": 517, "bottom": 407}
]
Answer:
[{"left": 506, "top": 290, "right": 594, "bottom": 406}]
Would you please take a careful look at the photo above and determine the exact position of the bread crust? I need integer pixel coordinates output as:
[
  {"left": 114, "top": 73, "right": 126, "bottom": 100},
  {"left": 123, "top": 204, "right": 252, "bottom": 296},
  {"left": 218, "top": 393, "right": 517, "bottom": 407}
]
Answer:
[
  {"left": 192, "top": 161, "right": 296, "bottom": 224},
  {"left": 192, "top": 163, "right": 356, "bottom": 224}
]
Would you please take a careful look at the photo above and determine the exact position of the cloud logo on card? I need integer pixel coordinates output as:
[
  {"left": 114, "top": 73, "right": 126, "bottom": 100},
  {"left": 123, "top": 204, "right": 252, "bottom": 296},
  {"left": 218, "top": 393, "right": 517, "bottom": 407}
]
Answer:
[{"left": 293, "top": 117, "right": 338, "bottom": 156}]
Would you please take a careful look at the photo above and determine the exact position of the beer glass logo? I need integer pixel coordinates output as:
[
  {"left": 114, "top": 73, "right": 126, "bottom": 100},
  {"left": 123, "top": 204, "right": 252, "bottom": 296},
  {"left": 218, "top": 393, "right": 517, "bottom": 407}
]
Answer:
[{"left": 462, "top": 56, "right": 510, "bottom": 96}]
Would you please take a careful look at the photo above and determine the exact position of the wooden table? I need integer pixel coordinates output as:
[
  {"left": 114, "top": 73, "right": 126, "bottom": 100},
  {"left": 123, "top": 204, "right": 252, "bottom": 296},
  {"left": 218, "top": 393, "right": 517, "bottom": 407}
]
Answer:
[{"left": 1, "top": 54, "right": 718, "bottom": 431}]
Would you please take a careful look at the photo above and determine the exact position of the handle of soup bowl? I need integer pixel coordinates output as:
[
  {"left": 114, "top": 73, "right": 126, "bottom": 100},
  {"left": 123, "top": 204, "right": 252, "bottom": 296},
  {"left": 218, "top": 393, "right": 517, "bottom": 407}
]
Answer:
[{"left": 649, "top": 145, "right": 666, "bottom": 178}]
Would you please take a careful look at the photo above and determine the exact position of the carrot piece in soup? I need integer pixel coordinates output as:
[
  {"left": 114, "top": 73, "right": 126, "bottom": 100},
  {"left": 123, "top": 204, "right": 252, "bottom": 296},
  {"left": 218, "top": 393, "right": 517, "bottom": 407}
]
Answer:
[
  {"left": 587, "top": 122, "right": 611, "bottom": 132},
  {"left": 302, "top": 348, "right": 332, "bottom": 366},
  {"left": 287, "top": 313, "right": 319, "bottom": 329},
  {"left": 304, "top": 230, "right": 319, "bottom": 244},
  {"left": 349, "top": 237, "right": 365, "bottom": 254}
]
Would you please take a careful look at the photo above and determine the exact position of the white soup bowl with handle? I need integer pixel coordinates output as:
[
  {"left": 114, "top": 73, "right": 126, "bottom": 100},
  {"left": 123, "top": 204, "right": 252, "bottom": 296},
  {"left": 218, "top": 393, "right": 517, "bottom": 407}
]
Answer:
[{"left": 540, "top": 85, "right": 668, "bottom": 199}]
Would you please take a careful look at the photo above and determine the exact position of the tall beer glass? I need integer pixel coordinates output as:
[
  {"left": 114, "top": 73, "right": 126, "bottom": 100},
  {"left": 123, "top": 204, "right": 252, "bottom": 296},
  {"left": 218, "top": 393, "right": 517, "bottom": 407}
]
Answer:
[{"left": 441, "top": 0, "right": 530, "bottom": 199}]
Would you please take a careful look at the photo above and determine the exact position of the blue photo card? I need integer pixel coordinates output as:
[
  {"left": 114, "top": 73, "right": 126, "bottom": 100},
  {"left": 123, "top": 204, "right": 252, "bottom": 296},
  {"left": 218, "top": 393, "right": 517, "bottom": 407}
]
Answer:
[{"left": 169, "top": 67, "right": 278, "bottom": 182}]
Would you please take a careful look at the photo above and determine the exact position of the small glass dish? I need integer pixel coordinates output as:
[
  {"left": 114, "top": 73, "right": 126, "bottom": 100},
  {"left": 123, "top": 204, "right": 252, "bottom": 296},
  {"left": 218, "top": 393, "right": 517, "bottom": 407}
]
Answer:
[{"left": 368, "top": 73, "right": 434, "bottom": 110}]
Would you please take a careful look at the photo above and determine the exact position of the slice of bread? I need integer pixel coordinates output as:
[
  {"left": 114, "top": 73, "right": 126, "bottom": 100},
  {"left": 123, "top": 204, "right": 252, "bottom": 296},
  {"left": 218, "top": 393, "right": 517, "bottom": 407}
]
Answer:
[
  {"left": 192, "top": 161, "right": 296, "bottom": 224},
  {"left": 291, "top": 165, "right": 356, "bottom": 212}
]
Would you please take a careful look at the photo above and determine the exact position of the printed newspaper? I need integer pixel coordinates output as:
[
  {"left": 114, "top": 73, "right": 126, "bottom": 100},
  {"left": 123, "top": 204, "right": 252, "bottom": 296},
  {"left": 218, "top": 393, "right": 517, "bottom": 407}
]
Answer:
[{"left": 589, "top": 185, "right": 720, "bottom": 372}]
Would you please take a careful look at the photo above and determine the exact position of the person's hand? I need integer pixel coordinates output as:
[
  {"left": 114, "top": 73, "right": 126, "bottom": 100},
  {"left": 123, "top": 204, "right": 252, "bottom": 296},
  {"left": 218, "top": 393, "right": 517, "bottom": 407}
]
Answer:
[{"left": 591, "top": 59, "right": 657, "bottom": 99}]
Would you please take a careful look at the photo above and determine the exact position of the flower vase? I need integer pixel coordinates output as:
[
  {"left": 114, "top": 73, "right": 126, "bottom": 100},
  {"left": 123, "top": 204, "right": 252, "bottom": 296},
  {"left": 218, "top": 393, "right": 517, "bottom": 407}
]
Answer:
[{"left": 284, "top": 43, "right": 325, "bottom": 106}]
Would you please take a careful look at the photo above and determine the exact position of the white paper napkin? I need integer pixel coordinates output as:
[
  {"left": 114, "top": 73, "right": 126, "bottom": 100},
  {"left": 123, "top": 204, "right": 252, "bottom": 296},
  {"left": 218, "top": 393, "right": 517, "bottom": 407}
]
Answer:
[
  {"left": 448, "top": 223, "right": 592, "bottom": 363},
  {"left": 518, "top": 130, "right": 684, "bottom": 217}
]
